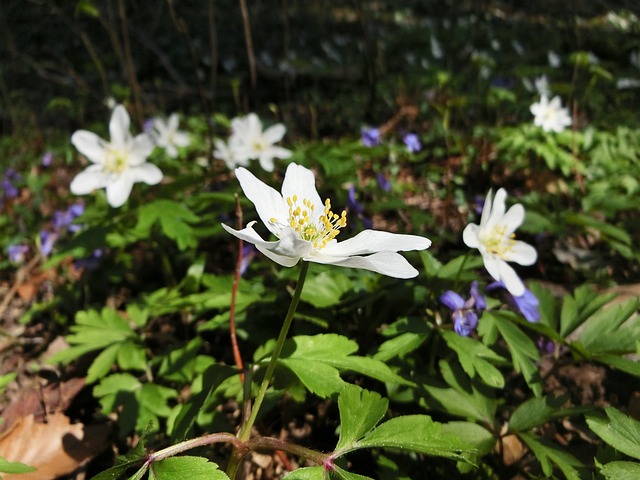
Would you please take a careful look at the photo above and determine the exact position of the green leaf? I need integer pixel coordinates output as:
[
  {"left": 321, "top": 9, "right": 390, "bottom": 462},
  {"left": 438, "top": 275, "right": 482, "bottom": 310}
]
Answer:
[
  {"left": 278, "top": 335, "right": 412, "bottom": 398},
  {"left": 0, "top": 373, "right": 17, "bottom": 394},
  {"left": 353, "top": 415, "right": 477, "bottom": 464},
  {"left": 149, "top": 456, "right": 228, "bottom": 480},
  {"left": 282, "top": 467, "right": 324, "bottom": 479},
  {"left": 421, "top": 360, "right": 497, "bottom": 423},
  {"left": 485, "top": 312, "right": 542, "bottom": 396},
  {"left": 135, "top": 200, "right": 200, "bottom": 250},
  {"left": 440, "top": 422, "right": 495, "bottom": 456},
  {"left": 509, "top": 394, "right": 590, "bottom": 432},
  {"left": 600, "top": 461, "right": 640, "bottom": 479},
  {"left": 87, "top": 344, "right": 119, "bottom": 383},
  {"left": 301, "top": 271, "right": 353, "bottom": 308},
  {"left": 519, "top": 432, "right": 585, "bottom": 479},
  {"left": 586, "top": 407, "right": 640, "bottom": 460},
  {"left": 0, "top": 456, "right": 37, "bottom": 474},
  {"left": 336, "top": 385, "right": 389, "bottom": 451},
  {"left": 578, "top": 297, "right": 640, "bottom": 354},
  {"left": 170, "top": 364, "right": 237, "bottom": 441},
  {"left": 442, "top": 331, "right": 506, "bottom": 388}
]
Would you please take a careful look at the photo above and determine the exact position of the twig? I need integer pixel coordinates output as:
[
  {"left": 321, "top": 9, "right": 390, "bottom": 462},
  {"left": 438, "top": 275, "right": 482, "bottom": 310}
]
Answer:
[
  {"left": 117, "top": 0, "right": 144, "bottom": 123},
  {"left": 238, "top": 0, "right": 257, "bottom": 92}
]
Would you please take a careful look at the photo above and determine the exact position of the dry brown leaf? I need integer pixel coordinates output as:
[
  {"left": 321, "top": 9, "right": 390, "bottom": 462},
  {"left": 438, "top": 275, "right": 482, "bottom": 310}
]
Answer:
[
  {"left": 0, "top": 413, "right": 109, "bottom": 479},
  {"left": 501, "top": 434, "right": 526, "bottom": 466},
  {"left": 1, "top": 378, "right": 85, "bottom": 433}
]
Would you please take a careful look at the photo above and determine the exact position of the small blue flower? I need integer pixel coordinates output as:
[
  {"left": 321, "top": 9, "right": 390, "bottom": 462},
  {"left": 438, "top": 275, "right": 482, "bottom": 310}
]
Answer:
[
  {"left": 52, "top": 203, "right": 85, "bottom": 233},
  {"left": 361, "top": 127, "right": 380, "bottom": 147},
  {"left": 240, "top": 243, "right": 258, "bottom": 276},
  {"left": 347, "top": 185, "right": 373, "bottom": 229},
  {"left": 376, "top": 173, "right": 392, "bottom": 192},
  {"left": 42, "top": 152, "right": 53, "bottom": 167},
  {"left": 487, "top": 281, "right": 540, "bottom": 323},
  {"left": 403, "top": 133, "right": 422, "bottom": 153},
  {"left": 8, "top": 244, "right": 29, "bottom": 263},
  {"left": 440, "top": 283, "right": 485, "bottom": 336},
  {"left": 1, "top": 168, "right": 22, "bottom": 199},
  {"left": 39, "top": 230, "right": 58, "bottom": 257},
  {"left": 74, "top": 248, "right": 104, "bottom": 271}
]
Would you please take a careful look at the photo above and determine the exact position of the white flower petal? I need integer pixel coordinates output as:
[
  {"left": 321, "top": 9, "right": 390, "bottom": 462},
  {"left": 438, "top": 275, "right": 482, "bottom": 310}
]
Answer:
[
  {"left": 234, "top": 167, "right": 288, "bottom": 234},
  {"left": 70, "top": 165, "right": 107, "bottom": 194},
  {"left": 105, "top": 174, "right": 134, "bottom": 207},
  {"left": 71, "top": 131, "right": 106, "bottom": 164},
  {"left": 322, "top": 230, "right": 430, "bottom": 256},
  {"left": 312, "top": 251, "right": 419, "bottom": 278},
  {"left": 482, "top": 254, "right": 503, "bottom": 283},
  {"left": 257, "top": 154, "right": 275, "bottom": 172},
  {"left": 129, "top": 163, "right": 163, "bottom": 185},
  {"left": 221, "top": 223, "right": 301, "bottom": 267},
  {"left": 281, "top": 163, "right": 323, "bottom": 213},
  {"left": 263, "top": 123, "right": 286, "bottom": 143},
  {"left": 109, "top": 105, "right": 131, "bottom": 148},
  {"left": 268, "top": 146, "right": 293, "bottom": 159},
  {"left": 129, "top": 133, "right": 156, "bottom": 165},
  {"left": 462, "top": 224, "right": 480, "bottom": 248},
  {"left": 486, "top": 188, "right": 507, "bottom": 227},
  {"left": 497, "top": 261, "right": 526, "bottom": 296},
  {"left": 501, "top": 204, "right": 525, "bottom": 234},
  {"left": 504, "top": 241, "right": 538, "bottom": 266},
  {"left": 479, "top": 189, "right": 493, "bottom": 226}
]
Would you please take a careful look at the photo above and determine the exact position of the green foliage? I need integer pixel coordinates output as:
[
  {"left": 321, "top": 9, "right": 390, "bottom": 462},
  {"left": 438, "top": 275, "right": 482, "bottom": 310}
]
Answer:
[
  {"left": 0, "top": 457, "right": 37, "bottom": 476},
  {"left": 148, "top": 457, "right": 228, "bottom": 480}
]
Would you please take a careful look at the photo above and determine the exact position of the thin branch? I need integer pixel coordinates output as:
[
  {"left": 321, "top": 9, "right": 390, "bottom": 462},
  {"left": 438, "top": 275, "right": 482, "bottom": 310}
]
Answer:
[{"left": 238, "top": 0, "right": 257, "bottom": 92}]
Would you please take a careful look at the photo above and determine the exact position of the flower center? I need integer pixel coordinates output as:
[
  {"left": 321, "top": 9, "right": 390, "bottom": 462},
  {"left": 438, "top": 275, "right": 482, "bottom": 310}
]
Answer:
[
  {"left": 482, "top": 225, "right": 515, "bottom": 257},
  {"left": 104, "top": 148, "right": 129, "bottom": 174},
  {"left": 271, "top": 195, "right": 347, "bottom": 249}
]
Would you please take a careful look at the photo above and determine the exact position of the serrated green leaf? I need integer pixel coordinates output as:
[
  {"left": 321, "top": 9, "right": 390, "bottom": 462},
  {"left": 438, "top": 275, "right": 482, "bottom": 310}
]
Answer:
[
  {"left": 0, "top": 456, "right": 37, "bottom": 474},
  {"left": 519, "top": 432, "right": 586, "bottom": 479},
  {"left": 442, "top": 331, "right": 506, "bottom": 388},
  {"left": 354, "top": 415, "right": 477, "bottom": 464},
  {"left": 373, "top": 331, "right": 429, "bottom": 361},
  {"left": 279, "top": 358, "right": 345, "bottom": 397},
  {"left": 586, "top": 407, "right": 640, "bottom": 460},
  {"left": 135, "top": 200, "right": 200, "bottom": 250},
  {"left": 593, "top": 354, "right": 640, "bottom": 377},
  {"left": 436, "top": 255, "right": 484, "bottom": 280},
  {"left": 336, "top": 385, "right": 388, "bottom": 451},
  {"left": 117, "top": 341, "right": 147, "bottom": 372},
  {"left": 158, "top": 338, "right": 205, "bottom": 382},
  {"left": 578, "top": 298, "right": 640, "bottom": 354},
  {"left": 149, "top": 456, "right": 228, "bottom": 480},
  {"left": 600, "top": 461, "right": 640, "bottom": 479}
]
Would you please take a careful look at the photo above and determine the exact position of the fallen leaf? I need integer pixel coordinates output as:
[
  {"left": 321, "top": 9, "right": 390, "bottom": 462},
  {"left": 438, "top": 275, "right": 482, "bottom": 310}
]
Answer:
[
  {"left": 501, "top": 434, "right": 526, "bottom": 466},
  {"left": 0, "top": 413, "right": 109, "bottom": 479},
  {"left": 1, "top": 378, "right": 85, "bottom": 434}
]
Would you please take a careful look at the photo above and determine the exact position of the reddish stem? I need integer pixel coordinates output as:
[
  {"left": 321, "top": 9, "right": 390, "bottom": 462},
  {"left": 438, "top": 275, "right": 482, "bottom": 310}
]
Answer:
[{"left": 229, "top": 194, "right": 245, "bottom": 382}]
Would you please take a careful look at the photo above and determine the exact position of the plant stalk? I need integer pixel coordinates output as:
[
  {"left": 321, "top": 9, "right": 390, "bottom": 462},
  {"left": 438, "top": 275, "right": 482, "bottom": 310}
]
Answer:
[{"left": 226, "top": 261, "right": 310, "bottom": 478}]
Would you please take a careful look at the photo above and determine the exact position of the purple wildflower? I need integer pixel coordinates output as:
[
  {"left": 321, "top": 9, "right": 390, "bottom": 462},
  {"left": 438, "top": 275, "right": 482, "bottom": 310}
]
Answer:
[
  {"left": 376, "top": 173, "right": 392, "bottom": 192},
  {"left": 53, "top": 203, "right": 85, "bottom": 233},
  {"left": 8, "top": 244, "right": 29, "bottom": 263},
  {"left": 1, "top": 169, "right": 22, "bottom": 199},
  {"left": 346, "top": 185, "right": 373, "bottom": 229},
  {"left": 473, "top": 195, "right": 485, "bottom": 215},
  {"left": 240, "top": 243, "right": 258, "bottom": 276},
  {"left": 74, "top": 248, "right": 104, "bottom": 271},
  {"left": 361, "top": 127, "right": 381, "bottom": 147},
  {"left": 440, "top": 282, "right": 486, "bottom": 336},
  {"left": 403, "top": 133, "right": 422, "bottom": 153},
  {"left": 39, "top": 230, "right": 58, "bottom": 257},
  {"left": 42, "top": 152, "right": 53, "bottom": 167},
  {"left": 487, "top": 281, "right": 540, "bottom": 323},
  {"left": 143, "top": 118, "right": 155, "bottom": 133}
]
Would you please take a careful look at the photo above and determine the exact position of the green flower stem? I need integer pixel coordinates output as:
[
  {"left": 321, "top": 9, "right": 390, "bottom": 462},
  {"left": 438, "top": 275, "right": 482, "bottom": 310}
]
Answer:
[{"left": 227, "top": 261, "right": 310, "bottom": 478}]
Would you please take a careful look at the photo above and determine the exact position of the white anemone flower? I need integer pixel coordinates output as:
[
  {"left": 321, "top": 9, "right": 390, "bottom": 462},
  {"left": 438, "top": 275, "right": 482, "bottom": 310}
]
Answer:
[
  {"left": 222, "top": 163, "right": 431, "bottom": 278},
  {"left": 230, "top": 113, "right": 292, "bottom": 172},
  {"left": 152, "top": 113, "right": 190, "bottom": 158},
  {"left": 70, "top": 105, "right": 162, "bottom": 208},
  {"left": 213, "top": 137, "right": 249, "bottom": 170},
  {"left": 463, "top": 189, "right": 537, "bottom": 296},
  {"left": 530, "top": 95, "right": 572, "bottom": 133}
]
